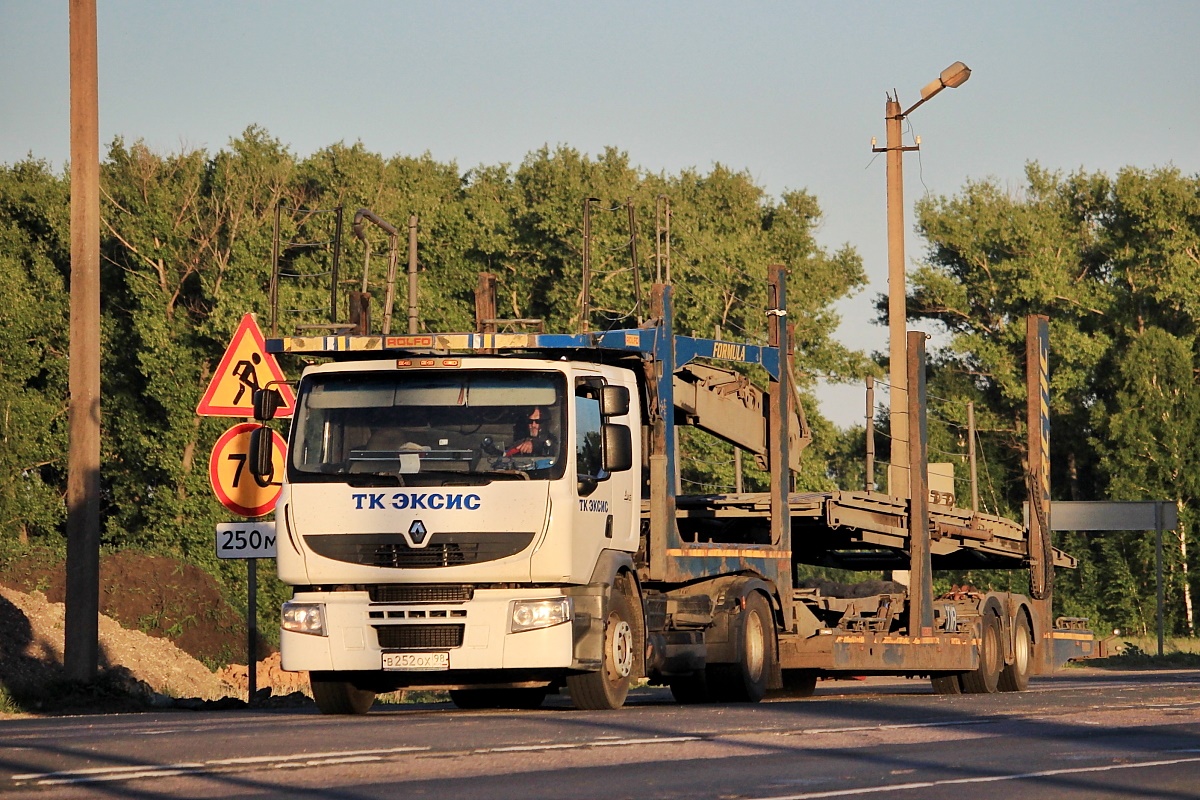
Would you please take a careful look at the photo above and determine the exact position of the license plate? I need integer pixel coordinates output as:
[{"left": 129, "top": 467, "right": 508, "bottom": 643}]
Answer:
[{"left": 382, "top": 651, "right": 449, "bottom": 671}]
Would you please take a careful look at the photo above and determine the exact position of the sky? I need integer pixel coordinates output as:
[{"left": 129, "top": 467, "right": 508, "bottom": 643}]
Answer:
[{"left": 3, "top": 1, "right": 1199, "bottom": 427}]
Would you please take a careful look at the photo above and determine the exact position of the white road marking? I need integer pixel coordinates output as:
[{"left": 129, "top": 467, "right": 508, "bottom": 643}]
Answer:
[
  {"left": 12, "top": 746, "right": 429, "bottom": 786},
  {"left": 780, "top": 719, "right": 994, "bottom": 736},
  {"left": 9, "top": 737, "right": 698, "bottom": 787},
  {"left": 742, "top": 755, "right": 1200, "bottom": 799},
  {"left": 478, "top": 736, "right": 701, "bottom": 754}
]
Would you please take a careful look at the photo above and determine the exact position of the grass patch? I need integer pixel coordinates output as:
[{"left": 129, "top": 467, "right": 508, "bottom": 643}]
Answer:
[
  {"left": 375, "top": 690, "right": 450, "bottom": 705},
  {"left": 1079, "top": 637, "right": 1200, "bottom": 670}
]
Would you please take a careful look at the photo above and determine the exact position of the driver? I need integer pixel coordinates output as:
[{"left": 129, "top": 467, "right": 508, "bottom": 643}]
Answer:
[{"left": 505, "top": 407, "right": 557, "bottom": 457}]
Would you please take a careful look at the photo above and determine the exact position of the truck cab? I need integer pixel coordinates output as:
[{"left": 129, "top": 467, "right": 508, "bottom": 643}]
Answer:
[{"left": 273, "top": 356, "right": 642, "bottom": 711}]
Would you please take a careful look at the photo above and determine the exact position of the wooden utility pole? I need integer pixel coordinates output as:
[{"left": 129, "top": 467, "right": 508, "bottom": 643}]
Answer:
[{"left": 65, "top": 0, "right": 101, "bottom": 682}]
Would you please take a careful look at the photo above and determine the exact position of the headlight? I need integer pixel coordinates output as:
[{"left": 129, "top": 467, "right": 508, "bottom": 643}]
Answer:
[
  {"left": 510, "top": 598, "right": 572, "bottom": 633},
  {"left": 282, "top": 602, "right": 327, "bottom": 636}
]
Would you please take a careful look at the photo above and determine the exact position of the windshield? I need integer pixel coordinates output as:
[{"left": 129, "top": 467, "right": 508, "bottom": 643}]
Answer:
[{"left": 289, "top": 369, "right": 567, "bottom": 486}]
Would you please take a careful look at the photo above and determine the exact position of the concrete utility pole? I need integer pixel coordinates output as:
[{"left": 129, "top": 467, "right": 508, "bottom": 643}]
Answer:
[
  {"left": 65, "top": 0, "right": 102, "bottom": 682},
  {"left": 874, "top": 61, "right": 971, "bottom": 499}
]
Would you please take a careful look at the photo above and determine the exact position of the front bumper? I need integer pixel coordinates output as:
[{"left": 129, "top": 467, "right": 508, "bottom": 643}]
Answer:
[{"left": 280, "top": 588, "right": 577, "bottom": 673}]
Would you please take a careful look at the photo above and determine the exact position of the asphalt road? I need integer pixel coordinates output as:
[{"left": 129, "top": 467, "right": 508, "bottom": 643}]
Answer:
[{"left": 2, "top": 669, "right": 1198, "bottom": 800}]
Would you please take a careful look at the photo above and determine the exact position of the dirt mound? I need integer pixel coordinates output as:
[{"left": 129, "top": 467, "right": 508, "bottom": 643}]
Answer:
[
  {"left": 0, "top": 550, "right": 246, "bottom": 664},
  {"left": 0, "top": 585, "right": 316, "bottom": 714},
  {"left": 0, "top": 585, "right": 232, "bottom": 704},
  {"left": 218, "top": 652, "right": 312, "bottom": 698}
]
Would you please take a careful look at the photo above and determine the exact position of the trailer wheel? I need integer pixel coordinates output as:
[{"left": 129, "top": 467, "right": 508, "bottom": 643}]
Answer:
[
  {"left": 708, "top": 592, "right": 773, "bottom": 703},
  {"left": 449, "top": 687, "right": 548, "bottom": 709},
  {"left": 999, "top": 613, "right": 1032, "bottom": 692},
  {"left": 567, "top": 578, "right": 636, "bottom": 710},
  {"left": 961, "top": 611, "right": 1003, "bottom": 694},
  {"left": 930, "top": 674, "right": 963, "bottom": 694},
  {"left": 310, "top": 675, "right": 375, "bottom": 715}
]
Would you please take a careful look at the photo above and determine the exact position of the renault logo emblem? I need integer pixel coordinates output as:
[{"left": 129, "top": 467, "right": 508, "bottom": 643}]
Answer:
[{"left": 406, "top": 520, "right": 430, "bottom": 548}]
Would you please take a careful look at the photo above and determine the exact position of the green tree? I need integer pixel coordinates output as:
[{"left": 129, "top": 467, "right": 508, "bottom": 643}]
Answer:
[
  {"left": 910, "top": 163, "right": 1200, "bottom": 633},
  {"left": 0, "top": 160, "right": 70, "bottom": 546}
]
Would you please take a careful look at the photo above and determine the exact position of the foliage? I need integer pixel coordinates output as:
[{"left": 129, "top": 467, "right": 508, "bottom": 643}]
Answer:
[
  {"left": 0, "top": 133, "right": 870, "bottom": 659},
  {"left": 910, "top": 163, "right": 1200, "bottom": 636}
]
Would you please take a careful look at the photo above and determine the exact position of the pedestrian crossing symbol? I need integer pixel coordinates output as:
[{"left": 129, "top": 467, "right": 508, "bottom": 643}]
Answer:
[{"left": 196, "top": 313, "right": 296, "bottom": 417}]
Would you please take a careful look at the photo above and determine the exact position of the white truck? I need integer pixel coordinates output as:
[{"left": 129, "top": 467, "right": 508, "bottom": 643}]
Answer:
[{"left": 251, "top": 261, "right": 1096, "bottom": 714}]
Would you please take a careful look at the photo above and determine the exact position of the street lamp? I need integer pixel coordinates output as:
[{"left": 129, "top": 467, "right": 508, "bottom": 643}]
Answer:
[{"left": 873, "top": 61, "right": 970, "bottom": 499}]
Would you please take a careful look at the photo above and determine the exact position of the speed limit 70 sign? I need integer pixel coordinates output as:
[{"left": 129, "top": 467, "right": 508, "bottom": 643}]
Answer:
[{"left": 209, "top": 422, "right": 286, "bottom": 517}]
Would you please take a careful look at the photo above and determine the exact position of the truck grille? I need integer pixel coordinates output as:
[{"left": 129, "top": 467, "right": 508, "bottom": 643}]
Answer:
[
  {"left": 369, "top": 585, "right": 474, "bottom": 604},
  {"left": 375, "top": 624, "right": 465, "bottom": 650},
  {"left": 305, "top": 533, "right": 535, "bottom": 569}
]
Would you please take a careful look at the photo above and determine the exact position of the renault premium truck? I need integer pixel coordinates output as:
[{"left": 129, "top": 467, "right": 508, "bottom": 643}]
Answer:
[{"left": 251, "top": 252, "right": 1095, "bottom": 714}]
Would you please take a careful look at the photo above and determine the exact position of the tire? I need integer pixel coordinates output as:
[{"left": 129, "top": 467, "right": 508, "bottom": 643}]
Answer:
[
  {"left": 310, "top": 675, "right": 375, "bottom": 715},
  {"left": 999, "top": 613, "right": 1032, "bottom": 692},
  {"left": 707, "top": 592, "right": 774, "bottom": 703},
  {"left": 566, "top": 579, "right": 637, "bottom": 710},
  {"left": 450, "top": 687, "right": 549, "bottom": 710},
  {"left": 668, "top": 672, "right": 710, "bottom": 704},
  {"left": 930, "top": 674, "right": 963, "bottom": 694},
  {"left": 774, "top": 669, "right": 818, "bottom": 698},
  {"left": 961, "top": 612, "right": 1003, "bottom": 694}
]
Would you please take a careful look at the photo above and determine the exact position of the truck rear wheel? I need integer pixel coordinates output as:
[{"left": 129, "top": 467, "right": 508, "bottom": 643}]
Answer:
[
  {"left": 566, "top": 578, "right": 636, "bottom": 710},
  {"left": 775, "top": 669, "right": 818, "bottom": 698},
  {"left": 310, "top": 676, "right": 375, "bottom": 715},
  {"left": 961, "top": 611, "right": 1003, "bottom": 694},
  {"left": 449, "top": 687, "right": 548, "bottom": 709},
  {"left": 999, "top": 613, "right": 1032, "bottom": 692},
  {"left": 930, "top": 674, "right": 963, "bottom": 694},
  {"left": 707, "top": 592, "right": 773, "bottom": 703}
]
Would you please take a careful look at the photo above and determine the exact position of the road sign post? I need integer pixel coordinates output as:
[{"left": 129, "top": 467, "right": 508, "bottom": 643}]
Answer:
[
  {"left": 200, "top": 313, "right": 293, "bottom": 705},
  {"left": 216, "top": 521, "right": 278, "bottom": 704},
  {"left": 211, "top": 420, "right": 285, "bottom": 705},
  {"left": 1047, "top": 500, "right": 1179, "bottom": 656}
]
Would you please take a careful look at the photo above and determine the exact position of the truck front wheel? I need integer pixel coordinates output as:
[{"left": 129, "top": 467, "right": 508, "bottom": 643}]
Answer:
[
  {"left": 567, "top": 578, "right": 636, "bottom": 710},
  {"left": 310, "top": 675, "right": 375, "bottom": 715}
]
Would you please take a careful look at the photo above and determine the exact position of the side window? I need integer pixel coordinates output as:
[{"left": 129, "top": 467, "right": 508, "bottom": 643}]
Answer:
[{"left": 576, "top": 395, "right": 604, "bottom": 494}]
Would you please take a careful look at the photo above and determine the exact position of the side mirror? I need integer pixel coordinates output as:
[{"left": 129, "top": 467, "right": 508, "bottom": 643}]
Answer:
[
  {"left": 602, "top": 424, "right": 633, "bottom": 473},
  {"left": 600, "top": 385, "right": 629, "bottom": 418},
  {"left": 248, "top": 426, "right": 275, "bottom": 480},
  {"left": 253, "top": 388, "right": 282, "bottom": 422}
]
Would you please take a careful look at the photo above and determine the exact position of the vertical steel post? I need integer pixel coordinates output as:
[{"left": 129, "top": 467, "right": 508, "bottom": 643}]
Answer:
[
  {"left": 247, "top": 558, "right": 258, "bottom": 703},
  {"left": 381, "top": 231, "right": 399, "bottom": 336},
  {"left": 65, "top": 0, "right": 101, "bottom": 683},
  {"left": 968, "top": 401, "right": 979, "bottom": 513},
  {"left": 865, "top": 376, "right": 876, "bottom": 492},
  {"left": 1026, "top": 314, "right": 1054, "bottom": 673},
  {"left": 581, "top": 198, "right": 595, "bottom": 333},
  {"left": 270, "top": 202, "right": 281, "bottom": 336},
  {"left": 408, "top": 214, "right": 419, "bottom": 335},
  {"left": 330, "top": 207, "right": 343, "bottom": 325},
  {"left": 1156, "top": 502, "right": 1165, "bottom": 657},
  {"left": 648, "top": 283, "right": 676, "bottom": 581},
  {"left": 627, "top": 200, "right": 643, "bottom": 325},
  {"left": 906, "top": 332, "right": 933, "bottom": 636},
  {"left": 767, "top": 266, "right": 790, "bottom": 550}
]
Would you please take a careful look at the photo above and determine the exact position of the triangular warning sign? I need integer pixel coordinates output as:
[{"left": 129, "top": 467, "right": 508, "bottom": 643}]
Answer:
[{"left": 197, "top": 314, "right": 296, "bottom": 417}]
